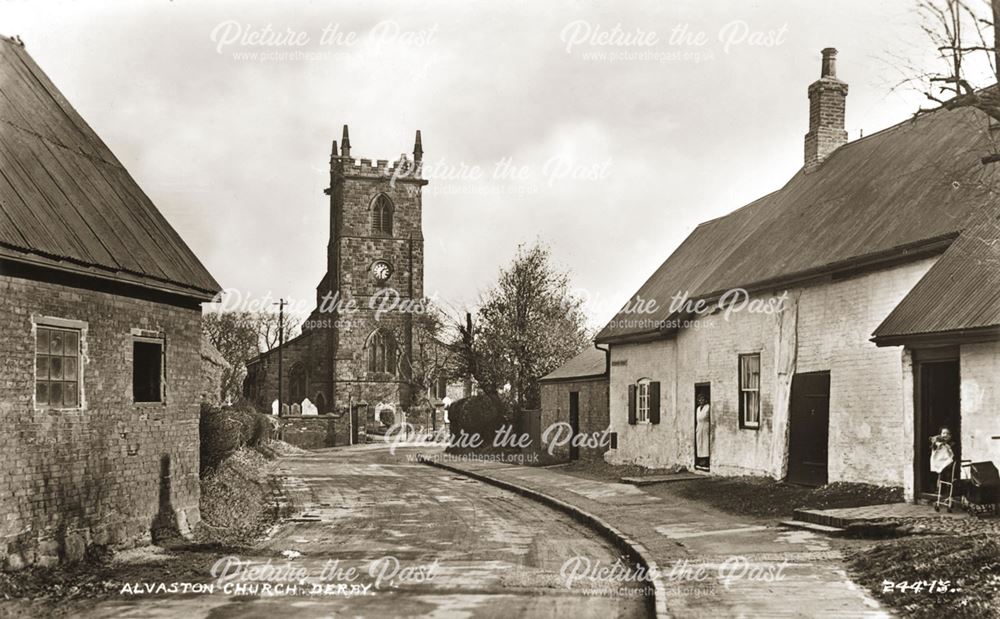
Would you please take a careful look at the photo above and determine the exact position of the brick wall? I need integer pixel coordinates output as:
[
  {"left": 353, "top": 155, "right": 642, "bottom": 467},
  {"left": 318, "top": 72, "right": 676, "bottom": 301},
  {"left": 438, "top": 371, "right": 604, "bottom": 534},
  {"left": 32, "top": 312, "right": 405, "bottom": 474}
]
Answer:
[
  {"left": 0, "top": 272, "right": 203, "bottom": 569},
  {"left": 539, "top": 378, "right": 610, "bottom": 460},
  {"left": 606, "top": 257, "right": 935, "bottom": 487}
]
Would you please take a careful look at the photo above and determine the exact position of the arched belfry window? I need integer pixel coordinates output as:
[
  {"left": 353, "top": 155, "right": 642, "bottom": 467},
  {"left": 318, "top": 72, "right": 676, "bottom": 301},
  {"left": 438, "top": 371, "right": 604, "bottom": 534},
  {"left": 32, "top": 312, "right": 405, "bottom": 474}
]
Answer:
[
  {"left": 371, "top": 194, "right": 394, "bottom": 237},
  {"left": 366, "top": 329, "right": 398, "bottom": 375}
]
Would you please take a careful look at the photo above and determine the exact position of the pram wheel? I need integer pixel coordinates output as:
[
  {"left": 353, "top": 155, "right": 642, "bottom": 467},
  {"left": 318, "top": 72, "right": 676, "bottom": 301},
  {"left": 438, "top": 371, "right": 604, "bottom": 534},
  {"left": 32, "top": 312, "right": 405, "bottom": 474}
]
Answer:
[{"left": 934, "top": 503, "right": 940, "bottom": 512}]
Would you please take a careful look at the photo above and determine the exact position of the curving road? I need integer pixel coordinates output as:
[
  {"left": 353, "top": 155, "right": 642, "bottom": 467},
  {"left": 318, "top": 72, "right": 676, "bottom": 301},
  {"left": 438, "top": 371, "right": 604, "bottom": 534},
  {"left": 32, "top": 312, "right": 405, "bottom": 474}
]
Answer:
[{"left": 86, "top": 444, "right": 649, "bottom": 618}]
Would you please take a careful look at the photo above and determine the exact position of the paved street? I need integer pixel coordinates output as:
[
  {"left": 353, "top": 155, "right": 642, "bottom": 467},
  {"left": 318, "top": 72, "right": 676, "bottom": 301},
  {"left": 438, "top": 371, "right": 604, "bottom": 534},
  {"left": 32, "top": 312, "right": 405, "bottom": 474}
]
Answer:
[
  {"left": 87, "top": 445, "right": 648, "bottom": 618},
  {"left": 433, "top": 458, "right": 890, "bottom": 618}
]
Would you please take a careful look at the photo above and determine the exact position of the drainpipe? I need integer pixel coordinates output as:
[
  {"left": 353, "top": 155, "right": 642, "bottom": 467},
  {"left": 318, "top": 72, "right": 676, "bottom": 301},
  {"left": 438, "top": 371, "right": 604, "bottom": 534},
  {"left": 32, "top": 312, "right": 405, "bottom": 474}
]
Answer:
[
  {"left": 594, "top": 342, "right": 610, "bottom": 375},
  {"left": 594, "top": 342, "right": 612, "bottom": 450}
]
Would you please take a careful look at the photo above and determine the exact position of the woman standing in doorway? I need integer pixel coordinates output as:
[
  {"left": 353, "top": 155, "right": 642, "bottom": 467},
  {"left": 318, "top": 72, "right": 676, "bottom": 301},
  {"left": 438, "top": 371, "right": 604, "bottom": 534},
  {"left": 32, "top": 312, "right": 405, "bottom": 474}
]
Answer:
[{"left": 695, "top": 393, "right": 711, "bottom": 470}]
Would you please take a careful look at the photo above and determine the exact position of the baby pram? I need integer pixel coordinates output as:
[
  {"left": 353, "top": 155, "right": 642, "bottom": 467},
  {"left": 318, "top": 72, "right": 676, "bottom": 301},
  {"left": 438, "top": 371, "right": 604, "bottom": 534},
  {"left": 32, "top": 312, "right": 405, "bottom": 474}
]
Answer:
[{"left": 960, "top": 461, "right": 1000, "bottom": 517}]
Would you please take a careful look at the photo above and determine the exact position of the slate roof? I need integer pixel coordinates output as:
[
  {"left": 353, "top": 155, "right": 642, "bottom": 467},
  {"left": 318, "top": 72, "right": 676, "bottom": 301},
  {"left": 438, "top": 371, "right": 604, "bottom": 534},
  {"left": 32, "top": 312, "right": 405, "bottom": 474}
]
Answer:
[
  {"left": 0, "top": 36, "right": 220, "bottom": 300},
  {"left": 539, "top": 346, "right": 607, "bottom": 382},
  {"left": 872, "top": 203, "right": 1000, "bottom": 342},
  {"left": 596, "top": 102, "right": 1000, "bottom": 343}
]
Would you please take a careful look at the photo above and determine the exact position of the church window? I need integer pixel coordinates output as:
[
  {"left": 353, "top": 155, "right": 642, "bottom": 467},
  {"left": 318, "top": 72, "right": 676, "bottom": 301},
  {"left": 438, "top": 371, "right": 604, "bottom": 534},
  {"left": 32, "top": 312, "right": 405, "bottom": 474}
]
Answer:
[
  {"left": 372, "top": 194, "right": 394, "bottom": 236},
  {"left": 366, "top": 329, "right": 398, "bottom": 375}
]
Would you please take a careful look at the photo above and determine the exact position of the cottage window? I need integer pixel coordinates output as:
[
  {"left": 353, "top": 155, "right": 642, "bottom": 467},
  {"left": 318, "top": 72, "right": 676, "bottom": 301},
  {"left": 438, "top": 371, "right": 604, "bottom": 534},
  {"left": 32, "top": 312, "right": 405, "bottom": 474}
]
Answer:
[
  {"left": 739, "top": 353, "right": 761, "bottom": 428},
  {"left": 366, "top": 329, "right": 397, "bottom": 375},
  {"left": 371, "top": 194, "right": 394, "bottom": 236},
  {"left": 636, "top": 378, "right": 651, "bottom": 422},
  {"left": 628, "top": 378, "right": 660, "bottom": 425},
  {"left": 35, "top": 325, "right": 81, "bottom": 409},
  {"left": 133, "top": 338, "right": 164, "bottom": 403}
]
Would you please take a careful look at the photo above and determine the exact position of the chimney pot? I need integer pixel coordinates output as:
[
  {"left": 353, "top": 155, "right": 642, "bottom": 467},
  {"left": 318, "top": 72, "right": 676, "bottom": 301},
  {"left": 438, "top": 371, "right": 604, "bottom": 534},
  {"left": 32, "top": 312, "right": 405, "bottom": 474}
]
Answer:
[{"left": 820, "top": 47, "right": 838, "bottom": 78}]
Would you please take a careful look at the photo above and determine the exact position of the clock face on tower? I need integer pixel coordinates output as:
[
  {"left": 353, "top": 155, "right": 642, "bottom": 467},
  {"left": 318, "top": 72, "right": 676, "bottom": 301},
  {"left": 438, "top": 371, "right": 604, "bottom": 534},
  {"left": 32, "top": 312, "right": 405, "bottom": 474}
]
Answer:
[{"left": 371, "top": 260, "right": 393, "bottom": 283}]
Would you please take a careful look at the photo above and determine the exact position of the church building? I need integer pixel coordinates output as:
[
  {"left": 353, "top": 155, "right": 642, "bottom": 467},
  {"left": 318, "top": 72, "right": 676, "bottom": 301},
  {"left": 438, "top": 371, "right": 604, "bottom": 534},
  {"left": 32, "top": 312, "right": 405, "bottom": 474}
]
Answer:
[{"left": 244, "top": 127, "right": 427, "bottom": 442}]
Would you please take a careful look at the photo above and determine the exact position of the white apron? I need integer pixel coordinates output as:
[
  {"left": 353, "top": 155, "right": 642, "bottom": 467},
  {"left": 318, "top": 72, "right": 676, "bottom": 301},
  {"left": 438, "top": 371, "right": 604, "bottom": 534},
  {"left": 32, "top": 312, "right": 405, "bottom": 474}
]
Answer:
[{"left": 696, "top": 404, "right": 711, "bottom": 458}]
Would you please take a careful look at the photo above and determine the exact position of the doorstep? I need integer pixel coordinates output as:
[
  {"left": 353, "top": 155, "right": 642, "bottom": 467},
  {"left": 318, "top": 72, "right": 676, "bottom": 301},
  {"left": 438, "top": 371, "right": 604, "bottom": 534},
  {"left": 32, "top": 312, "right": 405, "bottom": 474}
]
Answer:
[
  {"left": 620, "top": 472, "right": 706, "bottom": 486},
  {"left": 793, "top": 502, "right": 967, "bottom": 528}
]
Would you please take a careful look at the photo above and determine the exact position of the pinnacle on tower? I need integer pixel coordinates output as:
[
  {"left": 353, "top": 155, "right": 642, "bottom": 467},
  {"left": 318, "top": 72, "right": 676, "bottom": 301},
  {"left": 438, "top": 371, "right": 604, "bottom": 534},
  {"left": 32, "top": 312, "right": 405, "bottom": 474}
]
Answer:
[
  {"left": 413, "top": 130, "right": 423, "bottom": 163},
  {"left": 341, "top": 125, "right": 351, "bottom": 158}
]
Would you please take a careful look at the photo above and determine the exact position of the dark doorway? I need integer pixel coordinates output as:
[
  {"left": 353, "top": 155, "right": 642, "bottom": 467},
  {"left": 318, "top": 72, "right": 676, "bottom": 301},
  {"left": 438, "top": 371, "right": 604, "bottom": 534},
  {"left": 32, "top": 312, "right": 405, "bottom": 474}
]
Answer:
[
  {"left": 917, "top": 360, "right": 961, "bottom": 494},
  {"left": 787, "top": 371, "right": 831, "bottom": 486},
  {"left": 568, "top": 391, "right": 580, "bottom": 461},
  {"left": 694, "top": 383, "right": 711, "bottom": 470}
]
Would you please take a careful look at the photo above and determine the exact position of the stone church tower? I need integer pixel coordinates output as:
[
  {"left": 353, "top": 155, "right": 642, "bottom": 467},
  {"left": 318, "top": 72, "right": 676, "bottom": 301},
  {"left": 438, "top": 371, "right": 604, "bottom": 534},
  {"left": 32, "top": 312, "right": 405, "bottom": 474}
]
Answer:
[{"left": 245, "top": 127, "right": 426, "bottom": 431}]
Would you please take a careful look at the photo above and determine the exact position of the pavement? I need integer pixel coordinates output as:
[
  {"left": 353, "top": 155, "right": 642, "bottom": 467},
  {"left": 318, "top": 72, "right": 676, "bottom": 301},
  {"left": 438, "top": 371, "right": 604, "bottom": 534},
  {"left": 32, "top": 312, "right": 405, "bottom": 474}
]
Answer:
[
  {"left": 81, "top": 444, "right": 648, "bottom": 618},
  {"left": 423, "top": 455, "right": 891, "bottom": 619}
]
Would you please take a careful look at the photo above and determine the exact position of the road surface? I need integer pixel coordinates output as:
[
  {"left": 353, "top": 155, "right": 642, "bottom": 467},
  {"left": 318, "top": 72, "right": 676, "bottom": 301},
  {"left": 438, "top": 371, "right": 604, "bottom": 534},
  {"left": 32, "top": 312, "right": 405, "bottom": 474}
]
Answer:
[{"left": 88, "top": 445, "right": 649, "bottom": 618}]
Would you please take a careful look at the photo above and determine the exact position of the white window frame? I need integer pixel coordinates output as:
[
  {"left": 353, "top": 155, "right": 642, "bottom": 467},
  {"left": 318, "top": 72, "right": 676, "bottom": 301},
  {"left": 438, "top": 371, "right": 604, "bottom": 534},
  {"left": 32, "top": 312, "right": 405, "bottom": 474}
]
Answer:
[
  {"left": 739, "top": 353, "right": 761, "bottom": 429},
  {"left": 636, "top": 378, "right": 651, "bottom": 423},
  {"left": 33, "top": 315, "right": 88, "bottom": 411}
]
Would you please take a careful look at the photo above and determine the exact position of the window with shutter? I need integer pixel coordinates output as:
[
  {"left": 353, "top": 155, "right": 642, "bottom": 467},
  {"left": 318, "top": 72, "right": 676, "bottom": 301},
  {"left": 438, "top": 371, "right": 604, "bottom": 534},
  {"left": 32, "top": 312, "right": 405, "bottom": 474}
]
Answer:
[
  {"left": 649, "top": 381, "right": 661, "bottom": 424},
  {"left": 627, "top": 384, "right": 637, "bottom": 425},
  {"left": 636, "top": 378, "right": 651, "bottom": 423}
]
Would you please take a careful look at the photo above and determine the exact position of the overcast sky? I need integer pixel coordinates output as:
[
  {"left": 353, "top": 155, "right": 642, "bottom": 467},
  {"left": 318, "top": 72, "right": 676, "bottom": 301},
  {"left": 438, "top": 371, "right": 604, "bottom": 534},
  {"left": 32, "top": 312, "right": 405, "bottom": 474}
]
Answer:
[{"left": 1, "top": 0, "right": 947, "bottom": 328}]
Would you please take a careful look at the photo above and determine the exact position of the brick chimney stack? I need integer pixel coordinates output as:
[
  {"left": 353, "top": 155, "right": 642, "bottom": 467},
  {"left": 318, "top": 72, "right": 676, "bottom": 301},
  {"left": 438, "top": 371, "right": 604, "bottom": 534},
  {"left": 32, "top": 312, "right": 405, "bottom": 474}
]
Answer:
[{"left": 804, "top": 48, "right": 848, "bottom": 172}]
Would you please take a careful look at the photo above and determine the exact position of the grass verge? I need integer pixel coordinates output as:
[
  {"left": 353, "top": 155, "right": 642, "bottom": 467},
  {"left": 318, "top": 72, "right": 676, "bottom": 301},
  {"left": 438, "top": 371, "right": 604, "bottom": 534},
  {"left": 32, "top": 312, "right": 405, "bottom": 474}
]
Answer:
[
  {"left": 848, "top": 533, "right": 1000, "bottom": 618},
  {"left": 198, "top": 446, "right": 277, "bottom": 546},
  {"left": 667, "top": 477, "right": 904, "bottom": 518}
]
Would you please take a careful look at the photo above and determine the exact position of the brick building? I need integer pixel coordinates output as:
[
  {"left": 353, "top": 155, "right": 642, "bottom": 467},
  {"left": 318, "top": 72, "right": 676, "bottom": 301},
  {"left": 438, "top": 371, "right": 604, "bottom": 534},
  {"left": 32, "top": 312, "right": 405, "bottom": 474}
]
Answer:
[
  {"left": 244, "top": 127, "right": 430, "bottom": 445},
  {"left": 0, "top": 37, "right": 221, "bottom": 567},
  {"left": 538, "top": 347, "right": 609, "bottom": 461},
  {"left": 595, "top": 48, "right": 1000, "bottom": 501}
]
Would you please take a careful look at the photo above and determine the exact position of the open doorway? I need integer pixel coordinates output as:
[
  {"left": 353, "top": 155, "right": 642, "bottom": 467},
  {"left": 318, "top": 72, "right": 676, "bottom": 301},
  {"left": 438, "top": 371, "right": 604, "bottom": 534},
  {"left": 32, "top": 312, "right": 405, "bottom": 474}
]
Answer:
[
  {"left": 694, "top": 383, "right": 711, "bottom": 471},
  {"left": 916, "top": 358, "right": 961, "bottom": 495}
]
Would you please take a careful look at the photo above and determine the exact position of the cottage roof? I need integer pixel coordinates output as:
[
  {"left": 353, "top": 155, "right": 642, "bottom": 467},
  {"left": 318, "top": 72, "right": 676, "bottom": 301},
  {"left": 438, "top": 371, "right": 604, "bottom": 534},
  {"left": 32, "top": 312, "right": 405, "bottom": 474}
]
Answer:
[
  {"left": 540, "top": 346, "right": 607, "bottom": 382},
  {"left": 596, "top": 103, "right": 1000, "bottom": 343},
  {"left": 872, "top": 202, "right": 1000, "bottom": 343},
  {"left": 0, "top": 36, "right": 220, "bottom": 300}
]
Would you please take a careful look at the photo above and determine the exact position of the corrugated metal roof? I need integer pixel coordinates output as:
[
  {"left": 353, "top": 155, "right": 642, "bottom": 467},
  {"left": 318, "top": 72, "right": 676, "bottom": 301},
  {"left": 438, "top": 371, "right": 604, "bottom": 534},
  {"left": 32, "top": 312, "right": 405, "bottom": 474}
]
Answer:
[
  {"left": 0, "top": 37, "right": 220, "bottom": 299},
  {"left": 540, "top": 346, "right": 607, "bottom": 382},
  {"left": 597, "top": 102, "right": 1000, "bottom": 343},
  {"left": 873, "top": 204, "right": 1000, "bottom": 340}
]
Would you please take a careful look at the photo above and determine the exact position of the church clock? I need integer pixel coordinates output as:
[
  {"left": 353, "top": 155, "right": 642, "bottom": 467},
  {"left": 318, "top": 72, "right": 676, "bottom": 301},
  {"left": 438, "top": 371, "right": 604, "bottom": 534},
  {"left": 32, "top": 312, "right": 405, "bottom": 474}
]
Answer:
[{"left": 371, "top": 260, "right": 393, "bottom": 283}]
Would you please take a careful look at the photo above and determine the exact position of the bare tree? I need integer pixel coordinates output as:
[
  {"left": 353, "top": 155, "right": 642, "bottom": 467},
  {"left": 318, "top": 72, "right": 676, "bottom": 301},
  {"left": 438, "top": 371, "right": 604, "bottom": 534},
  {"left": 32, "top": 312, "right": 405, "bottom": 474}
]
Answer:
[
  {"left": 203, "top": 310, "right": 303, "bottom": 402},
  {"left": 258, "top": 311, "right": 302, "bottom": 352},
  {"left": 914, "top": 0, "right": 1000, "bottom": 160}
]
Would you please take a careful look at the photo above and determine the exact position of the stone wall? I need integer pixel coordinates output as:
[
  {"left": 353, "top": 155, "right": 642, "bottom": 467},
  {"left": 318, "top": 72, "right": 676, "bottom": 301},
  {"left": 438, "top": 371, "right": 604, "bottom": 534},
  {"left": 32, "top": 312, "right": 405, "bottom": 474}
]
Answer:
[
  {"left": 277, "top": 415, "right": 351, "bottom": 449},
  {"left": 0, "top": 271, "right": 203, "bottom": 569}
]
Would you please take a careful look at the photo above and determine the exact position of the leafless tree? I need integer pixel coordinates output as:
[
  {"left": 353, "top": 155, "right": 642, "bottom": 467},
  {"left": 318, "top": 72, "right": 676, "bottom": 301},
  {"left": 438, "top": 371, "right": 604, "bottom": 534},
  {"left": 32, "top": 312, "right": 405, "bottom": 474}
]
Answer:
[{"left": 913, "top": 0, "right": 1000, "bottom": 161}]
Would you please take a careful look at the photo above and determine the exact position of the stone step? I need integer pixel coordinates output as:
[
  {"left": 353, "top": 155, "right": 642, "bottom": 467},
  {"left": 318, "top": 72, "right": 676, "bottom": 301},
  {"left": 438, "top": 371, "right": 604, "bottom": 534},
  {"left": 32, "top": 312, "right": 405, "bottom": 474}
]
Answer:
[
  {"left": 620, "top": 473, "right": 705, "bottom": 486},
  {"left": 778, "top": 519, "right": 846, "bottom": 535},
  {"left": 793, "top": 508, "right": 854, "bottom": 528}
]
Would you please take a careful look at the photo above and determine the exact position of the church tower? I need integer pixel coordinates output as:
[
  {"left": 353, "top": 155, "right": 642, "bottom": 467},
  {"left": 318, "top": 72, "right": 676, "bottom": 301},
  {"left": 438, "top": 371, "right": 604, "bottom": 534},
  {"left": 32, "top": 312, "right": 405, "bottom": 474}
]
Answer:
[{"left": 312, "top": 126, "right": 427, "bottom": 422}]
